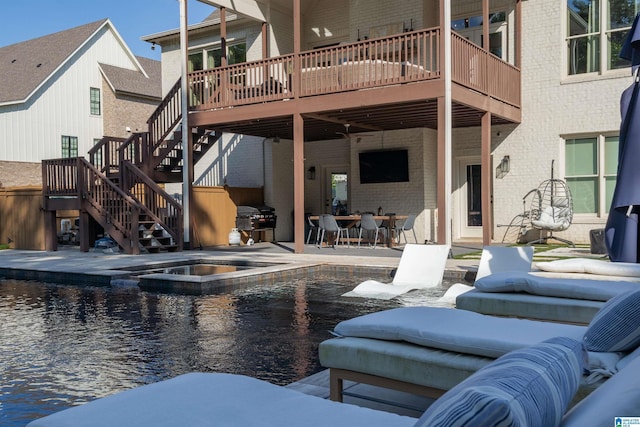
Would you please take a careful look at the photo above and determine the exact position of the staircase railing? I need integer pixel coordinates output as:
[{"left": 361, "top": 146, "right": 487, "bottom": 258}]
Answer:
[
  {"left": 120, "top": 160, "right": 183, "bottom": 247},
  {"left": 43, "top": 157, "right": 142, "bottom": 254},
  {"left": 148, "top": 79, "right": 182, "bottom": 154},
  {"left": 88, "top": 136, "right": 128, "bottom": 175}
]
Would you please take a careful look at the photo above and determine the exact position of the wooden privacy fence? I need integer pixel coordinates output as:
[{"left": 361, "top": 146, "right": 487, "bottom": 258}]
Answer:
[
  {"left": 0, "top": 185, "right": 264, "bottom": 251},
  {"left": 0, "top": 186, "right": 46, "bottom": 250},
  {"left": 192, "top": 186, "right": 264, "bottom": 247}
]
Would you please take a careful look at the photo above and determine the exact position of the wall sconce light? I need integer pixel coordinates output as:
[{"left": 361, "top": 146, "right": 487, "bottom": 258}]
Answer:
[
  {"left": 496, "top": 155, "right": 510, "bottom": 179},
  {"left": 307, "top": 166, "right": 316, "bottom": 180}
]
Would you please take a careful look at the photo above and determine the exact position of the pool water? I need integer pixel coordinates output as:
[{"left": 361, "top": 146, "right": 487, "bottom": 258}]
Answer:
[
  {"left": 0, "top": 277, "right": 454, "bottom": 426},
  {"left": 141, "top": 263, "right": 251, "bottom": 276}
]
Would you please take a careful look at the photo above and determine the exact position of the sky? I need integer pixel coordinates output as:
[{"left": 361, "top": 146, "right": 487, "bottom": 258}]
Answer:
[{"left": 0, "top": 0, "right": 215, "bottom": 60}]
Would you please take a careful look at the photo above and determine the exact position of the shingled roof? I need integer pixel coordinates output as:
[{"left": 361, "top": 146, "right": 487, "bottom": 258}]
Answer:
[
  {"left": 99, "top": 56, "right": 161, "bottom": 100},
  {"left": 0, "top": 19, "right": 111, "bottom": 105}
]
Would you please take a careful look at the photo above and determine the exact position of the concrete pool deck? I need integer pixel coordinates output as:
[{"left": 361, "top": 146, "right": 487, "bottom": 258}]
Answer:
[
  {"left": 0, "top": 241, "right": 603, "bottom": 287},
  {"left": 0, "top": 242, "right": 485, "bottom": 288}
]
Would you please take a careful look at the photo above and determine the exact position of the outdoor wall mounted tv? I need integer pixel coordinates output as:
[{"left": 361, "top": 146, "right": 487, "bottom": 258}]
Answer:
[{"left": 359, "top": 149, "right": 409, "bottom": 184}]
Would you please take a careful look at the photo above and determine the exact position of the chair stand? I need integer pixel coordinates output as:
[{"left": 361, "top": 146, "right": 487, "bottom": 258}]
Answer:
[{"left": 527, "top": 230, "right": 575, "bottom": 247}]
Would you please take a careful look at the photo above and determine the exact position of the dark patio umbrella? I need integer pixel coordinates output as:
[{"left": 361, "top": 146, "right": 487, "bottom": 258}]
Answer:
[{"left": 605, "top": 13, "right": 640, "bottom": 262}]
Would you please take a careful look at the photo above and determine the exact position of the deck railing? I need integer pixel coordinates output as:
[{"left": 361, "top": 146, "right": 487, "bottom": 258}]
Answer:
[
  {"left": 88, "top": 136, "right": 128, "bottom": 176},
  {"left": 451, "top": 33, "right": 521, "bottom": 106},
  {"left": 189, "top": 27, "right": 520, "bottom": 111}
]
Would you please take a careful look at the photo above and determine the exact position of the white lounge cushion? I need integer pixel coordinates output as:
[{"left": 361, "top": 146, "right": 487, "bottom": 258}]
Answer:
[
  {"left": 474, "top": 271, "right": 640, "bottom": 301},
  {"left": 26, "top": 373, "right": 416, "bottom": 427},
  {"left": 343, "top": 244, "right": 449, "bottom": 299},
  {"left": 415, "top": 337, "right": 585, "bottom": 427},
  {"left": 537, "top": 258, "right": 640, "bottom": 278},
  {"left": 532, "top": 205, "right": 571, "bottom": 231},
  {"left": 333, "top": 306, "right": 586, "bottom": 359}
]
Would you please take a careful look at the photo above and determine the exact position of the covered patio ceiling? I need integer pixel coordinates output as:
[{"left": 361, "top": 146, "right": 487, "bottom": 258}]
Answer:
[{"left": 198, "top": 100, "right": 514, "bottom": 142}]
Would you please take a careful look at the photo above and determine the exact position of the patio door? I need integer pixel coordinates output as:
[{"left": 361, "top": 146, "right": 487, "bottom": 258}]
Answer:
[
  {"left": 323, "top": 165, "right": 349, "bottom": 215},
  {"left": 457, "top": 157, "right": 483, "bottom": 239}
]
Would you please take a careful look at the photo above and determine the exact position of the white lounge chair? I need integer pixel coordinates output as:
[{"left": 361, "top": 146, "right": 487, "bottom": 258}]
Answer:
[
  {"left": 437, "top": 245, "right": 534, "bottom": 304},
  {"left": 343, "top": 244, "right": 449, "bottom": 299},
  {"left": 27, "top": 337, "right": 640, "bottom": 427}
]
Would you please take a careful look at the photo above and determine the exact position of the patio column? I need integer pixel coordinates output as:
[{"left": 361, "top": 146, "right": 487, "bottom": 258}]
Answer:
[
  {"left": 293, "top": 113, "right": 305, "bottom": 254},
  {"left": 292, "top": 0, "right": 305, "bottom": 253},
  {"left": 481, "top": 112, "right": 493, "bottom": 245},
  {"left": 437, "top": 0, "right": 453, "bottom": 246},
  {"left": 179, "top": 0, "right": 192, "bottom": 249},
  {"left": 220, "top": 7, "right": 227, "bottom": 66},
  {"left": 483, "top": 0, "right": 489, "bottom": 53}
]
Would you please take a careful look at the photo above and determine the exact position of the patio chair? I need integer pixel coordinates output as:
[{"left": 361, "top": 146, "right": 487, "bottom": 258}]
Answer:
[
  {"left": 306, "top": 215, "right": 319, "bottom": 245},
  {"left": 343, "top": 244, "right": 450, "bottom": 299},
  {"left": 319, "top": 214, "right": 350, "bottom": 247},
  {"left": 528, "top": 161, "right": 575, "bottom": 247},
  {"left": 358, "top": 213, "right": 387, "bottom": 248},
  {"left": 395, "top": 214, "right": 417, "bottom": 245}
]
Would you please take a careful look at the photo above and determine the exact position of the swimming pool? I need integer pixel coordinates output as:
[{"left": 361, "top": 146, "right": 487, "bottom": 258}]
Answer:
[{"left": 0, "top": 276, "right": 456, "bottom": 426}]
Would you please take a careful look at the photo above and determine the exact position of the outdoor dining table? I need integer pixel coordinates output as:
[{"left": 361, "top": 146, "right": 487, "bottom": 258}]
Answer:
[{"left": 309, "top": 214, "right": 407, "bottom": 247}]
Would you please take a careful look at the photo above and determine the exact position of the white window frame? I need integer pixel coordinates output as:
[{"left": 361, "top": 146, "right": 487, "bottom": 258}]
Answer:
[
  {"left": 563, "top": 133, "right": 618, "bottom": 217},
  {"left": 565, "top": 0, "right": 638, "bottom": 77},
  {"left": 188, "top": 40, "right": 247, "bottom": 72}
]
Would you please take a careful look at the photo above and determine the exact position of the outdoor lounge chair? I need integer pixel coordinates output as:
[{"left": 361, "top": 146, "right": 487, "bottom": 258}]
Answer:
[
  {"left": 437, "top": 245, "right": 534, "bottom": 304},
  {"left": 342, "top": 244, "right": 449, "bottom": 299},
  {"left": 26, "top": 337, "right": 640, "bottom": 427},
  {"left": 456, "top": 257, "right": 640, "bottom": 324},
  {"left": 320, "top": 289, "right": 640, "bottom": 404}
]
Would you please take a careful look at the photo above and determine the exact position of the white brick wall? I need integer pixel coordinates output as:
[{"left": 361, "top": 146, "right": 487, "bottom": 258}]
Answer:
[{"left": 492, "top": 0, "right": 631, "bottom": 244}]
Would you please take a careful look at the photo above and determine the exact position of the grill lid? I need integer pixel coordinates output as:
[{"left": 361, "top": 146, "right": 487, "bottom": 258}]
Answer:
[{"left": 237, "top": 205, "right": 275, "bottom": 216}]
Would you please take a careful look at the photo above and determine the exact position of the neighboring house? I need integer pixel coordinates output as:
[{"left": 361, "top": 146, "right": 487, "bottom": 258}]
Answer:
[
  {"left": 142, "top": 0, "right": 634, "bottom": 250},
  {"left": 0, "top": 19, "right": 161, "bottom": 187}
]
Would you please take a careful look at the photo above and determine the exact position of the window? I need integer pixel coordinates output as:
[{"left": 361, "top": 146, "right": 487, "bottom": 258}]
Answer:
[
  {"left": 93, "top": 138, "right": 102, "bottom": 165},
  {"left": 90, "top": 87, "right": 101, "bottom": 115},
  {"left": 452, "top": 12, "right": 507, "bottom": 59},
  {"left": 61, "top": 136, "right": 78, "bottom": 158},
  {"left": 566, "top": 0, "right": 639, "bottom": 75},
  {"left": 564, "top": 135, "right": 618, "bottom": 215},
  {"left": 188, "top": 42, "right": 247, "bottom": 71}
]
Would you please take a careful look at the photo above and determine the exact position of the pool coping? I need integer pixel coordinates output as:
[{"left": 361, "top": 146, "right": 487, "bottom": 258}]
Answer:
[{"left": 0, "top": 253, "right": 472, "bottom": 293}]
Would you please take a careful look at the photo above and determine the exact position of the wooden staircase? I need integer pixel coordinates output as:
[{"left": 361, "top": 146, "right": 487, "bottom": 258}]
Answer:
[{"left": 42, "top": 80, "right": 219, "bottom": 254}]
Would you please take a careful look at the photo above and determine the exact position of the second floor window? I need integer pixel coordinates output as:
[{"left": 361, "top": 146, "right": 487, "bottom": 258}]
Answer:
[
  {"left": 188, "top": 42, "right": 247, "bottom": 72},
  {"left": 61, "top": 136, "right": 78, "bottom": 158},
  {"left": 90, "top": 87, "right": 101, "bottom": 115},
  {"left": 566, "top": 0, "right": 639, "bottom": 75}
]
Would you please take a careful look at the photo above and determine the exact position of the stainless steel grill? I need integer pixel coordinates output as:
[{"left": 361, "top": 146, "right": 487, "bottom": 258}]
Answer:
[{"left": 235, "top": 205, "right": 277, "bottom": 242}]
